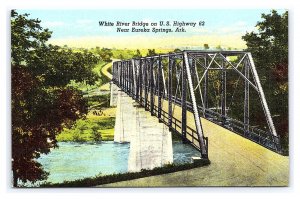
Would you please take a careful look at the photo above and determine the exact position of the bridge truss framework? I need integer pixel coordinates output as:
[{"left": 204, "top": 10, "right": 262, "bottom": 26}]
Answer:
[{"left": 112, "top": 50, "right": 282, "bottom": 159}]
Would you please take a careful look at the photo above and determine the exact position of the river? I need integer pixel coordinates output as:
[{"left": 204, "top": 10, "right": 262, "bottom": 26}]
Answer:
[{"left": 37, "top": 140, "right": 200, "bottom": 184}]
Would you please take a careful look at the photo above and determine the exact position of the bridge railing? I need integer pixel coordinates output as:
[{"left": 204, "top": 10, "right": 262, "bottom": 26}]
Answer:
[{"left": 112, "top": 50, "right": 282, "bottom": 156}]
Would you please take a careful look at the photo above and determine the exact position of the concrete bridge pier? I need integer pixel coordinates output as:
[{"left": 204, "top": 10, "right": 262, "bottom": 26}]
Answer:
[
  {"left": 112, "top": 83, "right": 173, "bottom": 172},
  {"left": 113, "top": 90, "right": 136, "bottom": 143},
  {"left": 128, "top": 106, "right": 173, "bottom": 172}
]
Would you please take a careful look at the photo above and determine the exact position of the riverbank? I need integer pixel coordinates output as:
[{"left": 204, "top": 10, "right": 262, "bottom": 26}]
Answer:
[
  {"left": 41, "top": 159, "right": 210, "bottom": 187},
  {"left": 57, "top": 107, "right": 116, "bottom": 142}
]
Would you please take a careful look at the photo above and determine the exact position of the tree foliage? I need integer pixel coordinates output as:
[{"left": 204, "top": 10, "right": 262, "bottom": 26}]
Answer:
[
  {"left": 203, "top": 44, "right": 209, "bottom": 50},
  {"left": 11, "top": 10, "right": 52, "bottom": 66},
  {"left": 146, "top": 49, "right": 157, "bottom": 57},
  {"left": 41, "top": 46, "right": 99, "bottom": 86},
  {"left": 11, "top": 10, "right": 100, "bottom": 186},
  {"left": 242, "top": 10, "right": 288, "bottom": 151},
  {"left": 242, "top": 10, "right": 288, "bottom": 87},
  {"left": 132, "top": 49, "right": 142, "bottom": 58},
  {"left": 173, "top": 48, "right": 182, "bottom": 53},
  {"left": 215, "top": 44, "right": 222, "bottom": 50},
  {"left": 95, "top": 47, "right": 113, "bottom": 62}
]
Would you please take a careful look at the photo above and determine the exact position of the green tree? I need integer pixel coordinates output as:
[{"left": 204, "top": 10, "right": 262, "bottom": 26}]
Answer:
[
  {"left": 12, "top": 68, "right": 87, "bottom": 186},
  {"left": 173, "top": 48, "right": 182, "bottom": 53},
  {"left": 97, "top": 48, "right": 113, "bottom": 62},
  {"left": 119, "top": 54, "right": 125, "bottom": 60},
  {"left": 146, "top": 49, "right": 157, "bottom": 57},
  {"left": 41, "top": 46, "right": 98, "bottom": 87},
  {"left": 11, "top": 10, "right": 52, "bottom": 66},
  {"left": 132, "top": 49, "right": 142, "bottom": 58},
  {"left": 215, "top": 45, "right": 222, "bottom": 50},
  {"left": 242, "top": 10, "right": 288, "bottom": 151},
  {"left": 11, "top": 10, "right": 98, "bottom": 186},
  {"left": 203, "top": 44, "right": 209, "bottom": 50}
]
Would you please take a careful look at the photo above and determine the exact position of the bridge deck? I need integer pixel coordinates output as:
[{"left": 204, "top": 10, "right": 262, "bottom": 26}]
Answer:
[
  {"left": 102, "top": 114, "right": 289, "bottom": 186},
  {"left": 102, "top": 86, "right": 289, "bottom": 186}
]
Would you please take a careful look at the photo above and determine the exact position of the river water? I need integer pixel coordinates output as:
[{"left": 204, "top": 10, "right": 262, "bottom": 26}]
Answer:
[{"left": 37, "top": 140, "right": 200, "bottom": 184}]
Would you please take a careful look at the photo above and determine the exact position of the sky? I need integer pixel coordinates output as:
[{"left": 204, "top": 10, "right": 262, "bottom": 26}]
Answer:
[{"left": 18, "top": 9, "right": 285, "bottom": 50}]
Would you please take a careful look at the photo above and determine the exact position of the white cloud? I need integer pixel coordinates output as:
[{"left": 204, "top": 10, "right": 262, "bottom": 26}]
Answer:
[{"left": 42, "top": 21, "right": 65, "bottom": 28}]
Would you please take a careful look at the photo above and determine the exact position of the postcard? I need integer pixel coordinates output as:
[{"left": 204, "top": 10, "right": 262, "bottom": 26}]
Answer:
[{"left": 11, "top": 9, "right": 288, "bottom": 187}]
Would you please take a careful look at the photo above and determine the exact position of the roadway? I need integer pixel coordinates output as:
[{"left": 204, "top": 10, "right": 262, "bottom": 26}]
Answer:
[{"left": 99, "top": 89, "right": 289, "bottom": 186}]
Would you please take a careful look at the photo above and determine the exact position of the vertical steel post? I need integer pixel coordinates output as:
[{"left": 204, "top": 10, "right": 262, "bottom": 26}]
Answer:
[
  {"left": 129, "top": 61, "right": 131, "bottom": 93},
  {"left": 125, "top": 61, "right": 127, "bottom": 92},
  {"left": 158, "top": 56, "right": 162, "bottom": 119},
  {"left": 115, "top": 62, "right": 117, "bottom": 85},
  {"left": 127, "top": 61, "right": 129, "bottom": 93},
  {"left": 130, "top": 61, "right": 133, "bottom": 95},
  {"left": 221, "top": 56, "right": 227, "bottom": 124},
  {"left": 123, "top": 61, "right": 126, "bottom": 90},
  {"left": 132, "top": 60, "right": 137, "bottom": 99},
  {"left": 168, "top": 56, "right": 173, "bottom": 128},
  {"left": 204, "top": 55, "right": 208, "bottom": 112},
  {"left": 120, "top": 62, "right": 123, "bottom": 89},
  {"left": 118, "top": 62, "right": 121, "bottom": 87},
  {"left": 135, "top": 61, "right": 138, "bottom": 100},
  {"left": 181, "top": 57, "right": 187, "bottom": 142},
  {"left": 144, "top": 59, "right": 148, "bottom": 109},
  {"left": 139, "top": 59, "right": 143, "bottom": 104},
  {"left": 127, "top": 61, "right": 132, "bottom": 96},
  {"left": 129, "top": 61, "right": 131, "bottom": 94},
  {"left": 183, "top": 52, "right": 208, "bottom": 158},
  {"left": 118, "top": 62, "right": 120, "bottom": 87},
  {"left": 150, "top": 58, "right": 154, "bottom": 115},
  {"left": 126, "top": 62, "right": 128, "bottom": 92},
  {"left": 244, "top": 59, "right": 250, "bottom": 136},
  {"left": 122, "top": 61, "right": 126, "bottom": 91},
  {"left": 125, "top": 61, "right": 128, "bottom": 92},
  {"left": 123, "top": 61, "right": 126, "bottom": 91}
]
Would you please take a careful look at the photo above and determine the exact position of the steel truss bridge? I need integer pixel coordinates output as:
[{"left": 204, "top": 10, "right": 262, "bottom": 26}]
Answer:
[{"left": 112, "top": 50, "right": 282, "bottom": 159}]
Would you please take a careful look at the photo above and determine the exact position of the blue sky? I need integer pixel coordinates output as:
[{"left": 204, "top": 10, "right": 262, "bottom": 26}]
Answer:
[{"left": 17, "top": 9, "right": 286, "bottom": 49}]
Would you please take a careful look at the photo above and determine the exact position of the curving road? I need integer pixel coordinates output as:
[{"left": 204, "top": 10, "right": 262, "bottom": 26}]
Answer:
[
  {"left": 101, "top": 62, "right": 113, "bottom": 80},
  {"left": 99, "top": 59, "right": 119, "bottom": 91},
  {"left": 99, "top": 62, "right": 112, "bottom": 91}
]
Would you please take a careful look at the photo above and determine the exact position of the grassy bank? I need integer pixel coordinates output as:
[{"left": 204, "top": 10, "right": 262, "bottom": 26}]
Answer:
[
  {"left": 56, "top": 84, "right": 117, "bottom": 143},
  {"left": 41, "top": 160, "right": 210, "bottom": 187},
  {"left": 57, "top": 106, "right": 116, "bottom": 142},
  {"left": 87, "top": 93, "right": 110, "bottom": 108},
  {"left": 96, "top": 61, "right": 111, "bottom": 87}
]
